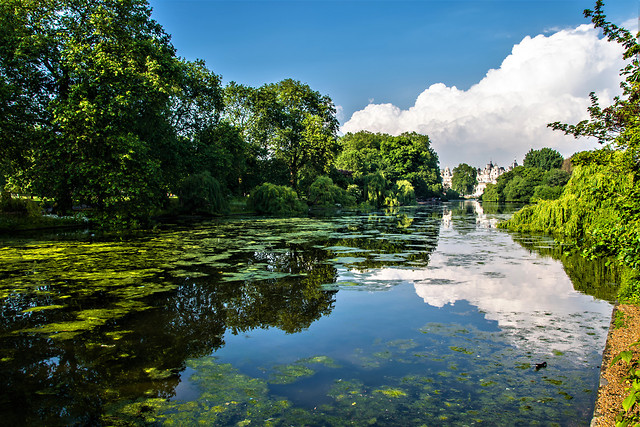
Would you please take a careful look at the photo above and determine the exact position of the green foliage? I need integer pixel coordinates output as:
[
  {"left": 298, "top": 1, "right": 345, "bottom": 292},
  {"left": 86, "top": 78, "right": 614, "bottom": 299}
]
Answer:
[
  {"left": 336, "top": 131, "right": 442, "bottom": 200},
  {"left": 531, "top": 185, "right": 564, "bottom": 202},
  {"left": 177, "top": 172, "right": 228, "bottom": 215},
  {"left": 248, "top": 183, "right": 307, "bottom": 215},
  {"left": 390, "top": 180, "right": 416, "bottom": 206},
  {"left": 543, "top": 169, "right": 571, "bottom": 187},
  {"left": 0, "top": 0, "right": 215, "bottom": 225},
  {"left": 308, "top": 176, "right": 356, "bottom": 208},
  {"left": 493, "top": 166, "right": 544, "bottom": 203},
  {"left": 362, "top": 172, "right": 389, "bottom": 207},
  {"left": 611, "top": 343, "right": 640, "bottom": 427},
  {"left": 451, "top": 163, "right": 477, "bottom": 195},
  {"left": 523, "top": 148, "right": 564, "bottom": 170},
  {"left": 443, "top": 188, "right": 461, "bottom": 201},
  {"left": 481, "top": 183, "right": 500, "bottom": 202},
  {"left": 0, "top": 194, "right": 41, "bottom": 217},
  {"left": 346, "top": 184, "right": 363, "bottom": 203}
]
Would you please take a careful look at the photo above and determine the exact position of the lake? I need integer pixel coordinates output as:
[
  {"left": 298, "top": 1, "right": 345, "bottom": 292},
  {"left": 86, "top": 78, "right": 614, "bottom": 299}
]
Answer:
[{"left": 0, "top": 201, "right": 618, "bottom": 425}]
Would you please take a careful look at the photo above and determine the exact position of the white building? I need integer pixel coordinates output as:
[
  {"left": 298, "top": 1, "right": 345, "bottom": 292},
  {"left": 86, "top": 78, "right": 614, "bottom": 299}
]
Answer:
[
  {"left": 441, "top": 160, "right": 518, "bottom": 197},
  {"left": 472, "top": 160, "right": 518, "bottom": 197}
]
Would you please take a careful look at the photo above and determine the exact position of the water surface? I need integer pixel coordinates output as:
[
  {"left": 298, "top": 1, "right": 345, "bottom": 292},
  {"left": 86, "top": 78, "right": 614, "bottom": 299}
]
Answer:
[{"left": 0, "top": 202, "right": 617, "bottom": 425}]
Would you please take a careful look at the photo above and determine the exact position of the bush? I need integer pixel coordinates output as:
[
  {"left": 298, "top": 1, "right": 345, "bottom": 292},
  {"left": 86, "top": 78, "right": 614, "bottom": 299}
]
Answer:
[
  {"left": 177, "top": 172, "right": 228, "bottom": 215},
  {"left": 249, "top": 183, "right": 307, "bottom": 215},
  {"left": 308, "top": 176, "right": 356, "bottom": 208}
]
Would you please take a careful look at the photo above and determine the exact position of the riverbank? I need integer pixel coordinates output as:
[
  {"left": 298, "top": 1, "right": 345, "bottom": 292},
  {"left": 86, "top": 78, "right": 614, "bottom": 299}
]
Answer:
[{"left": 592, "top": 304, "right": 640, "bottom": 426}]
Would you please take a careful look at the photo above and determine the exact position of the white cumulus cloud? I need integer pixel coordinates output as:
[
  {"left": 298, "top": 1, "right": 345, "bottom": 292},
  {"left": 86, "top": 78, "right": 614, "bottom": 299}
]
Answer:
[{"left": 341, "top": 24, "right": 626, "bottom": 168}]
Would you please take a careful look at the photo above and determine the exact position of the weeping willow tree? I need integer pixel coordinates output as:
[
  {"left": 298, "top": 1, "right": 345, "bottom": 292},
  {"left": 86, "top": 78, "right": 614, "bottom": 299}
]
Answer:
[{"left": 501, "top": 1, "right": 640, "bottom": 304}]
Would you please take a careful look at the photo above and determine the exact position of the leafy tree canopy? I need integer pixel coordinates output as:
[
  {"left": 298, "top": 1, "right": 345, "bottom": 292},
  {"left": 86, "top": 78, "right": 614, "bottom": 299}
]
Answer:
[
  {"left": 451, "top": 163, "right": 477, "bottom": 195},
  {"left": 523, "top": 148, "right": 564, "bottom": 170},
  {"left": 336, "top": 131, "right": 442, "bottom": 199}
]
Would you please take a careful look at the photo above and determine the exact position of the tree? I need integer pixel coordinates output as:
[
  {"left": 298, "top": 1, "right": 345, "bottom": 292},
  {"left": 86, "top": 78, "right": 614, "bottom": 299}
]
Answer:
[
  {"left": 336, "top": 131, "right": 442, "bottom": 199},
  {"left": 523, "top": 148, "right": 564, "bottom": 170},
  {"left": 258, "top": 80, "right": 339, "bottom": 191},
  {"left": 380, "top": 132, "right": 442, "bottom": 198},
  {"left": 335, "top": 131, "right": 385, "bottom": 175},
  {"left": 451, "top": 163, "right": 477, "bottom": 195},
  {"left": 542, "top": 168, "right": 571, "bottom": 187},
  {"left": 0, "top": 0, "right": 185, "bottom": 222}
]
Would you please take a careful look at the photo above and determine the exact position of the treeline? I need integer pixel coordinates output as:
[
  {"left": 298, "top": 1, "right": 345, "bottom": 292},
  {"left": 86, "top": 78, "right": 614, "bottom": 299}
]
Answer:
[
  {"left": 226, "top": 130, "right": 443, "bottom": 215},
  {"left": 482, "top": 148, "right": 571, "bottom": 203},
  {"left": 0, "top": 0, "right": 444, "bottom": 227}
]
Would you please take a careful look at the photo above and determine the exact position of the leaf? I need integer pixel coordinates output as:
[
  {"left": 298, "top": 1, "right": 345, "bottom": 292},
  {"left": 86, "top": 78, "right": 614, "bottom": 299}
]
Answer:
[
  {"left": 621, "top": 392, "right": 637, "bottom": 412},
  {"left": 611, "top": 351, "right": 634, "bottom": 366}
]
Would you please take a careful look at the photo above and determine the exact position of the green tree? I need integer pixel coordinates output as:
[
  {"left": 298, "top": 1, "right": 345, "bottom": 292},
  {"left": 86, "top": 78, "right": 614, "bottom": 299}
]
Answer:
[
  {"left": 249, "top": 183, "right": 306, "bottom": 215},
  {"left": 451, "top": 163, "right": 477, "bottom": 195},
  {"left": 0, "top": 0, "right": 185, "bottom": 222},
  {"left": 363, "top": 172, "right": 389, "bottom": 207},
  {"left": 176, "top": 171, "right": 227, "bottom": 215},
  {"left": 336, "top": 131, "right": 442, "bottom": 199},
  {"left": 523, "top": 148, "right": 564, "bottom": 170},
  {"left": 335, "top": 131, "right": 385, "bottom": 175},
  {"left": 307, "top": 176, "right": 355, "bottom": 207},
  {"left": 223, "top": 80, "right": 339, "bottom": 193},
  {"left": 542, "top": 168, "right": 571, "bottom": 187},
  {"left": 380, "top": 132, "right": 441, "bottom": 198},
  {"left": 389, "top": 180, "right": 416, "bottom": 206},
  {"left": 258, "top": 79, "right": 339, "bottom": 191},
  {"left": 481, "top": 183, "right": 500, "bottom": 202}
]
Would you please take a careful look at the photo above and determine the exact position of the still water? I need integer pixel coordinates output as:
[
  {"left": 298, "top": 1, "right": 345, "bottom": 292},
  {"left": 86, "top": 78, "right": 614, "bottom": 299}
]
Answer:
[{"left": 0, "top": 202, "right": 618, "bottom": 425}]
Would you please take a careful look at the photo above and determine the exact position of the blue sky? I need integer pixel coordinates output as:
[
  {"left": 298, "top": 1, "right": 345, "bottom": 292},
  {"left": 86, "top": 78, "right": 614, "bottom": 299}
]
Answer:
[{"left": 149, "top": 0, "right": 637, "bottom": 167}]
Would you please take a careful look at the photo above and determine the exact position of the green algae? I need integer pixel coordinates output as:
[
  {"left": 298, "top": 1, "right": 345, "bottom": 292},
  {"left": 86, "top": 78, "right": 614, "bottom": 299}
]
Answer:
[
  {"left": 450, "top": 346, "right": 473, "bottom": 355},
  {"left": 269, "top": 364, "right": 316, "bottom": 384},
  {"left": 22, "top": 304, "right": 65, "bottom": 313},
  {"left": 268, "top": 356, "right": 340, "bottom": 384},
  {"left": 374, "top": 387, "right": 408, "bottom": 398}
]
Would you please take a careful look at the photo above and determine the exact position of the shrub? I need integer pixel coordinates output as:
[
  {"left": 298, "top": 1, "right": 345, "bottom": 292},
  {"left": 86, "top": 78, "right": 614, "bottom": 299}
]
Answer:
[
  {"left": 308, "top": 176, "right": 356, "bottom": 208},
  {"left": 249, "top": 183, "right": 307, "bottom": 215},
  {"left": 177, "top": 172, "right": 228, "bottom": 215}
]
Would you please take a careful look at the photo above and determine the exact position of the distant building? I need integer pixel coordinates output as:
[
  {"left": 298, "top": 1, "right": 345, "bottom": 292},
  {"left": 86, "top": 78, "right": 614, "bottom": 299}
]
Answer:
[
  {"left": 441, "top": 166, "right": 453, "bottom": 190},
  {"left": 472, "top": 160, "right": 518, "bottom": 197},
  {"left": 441, "top": 160, "right": 518, "bottom": 197}
]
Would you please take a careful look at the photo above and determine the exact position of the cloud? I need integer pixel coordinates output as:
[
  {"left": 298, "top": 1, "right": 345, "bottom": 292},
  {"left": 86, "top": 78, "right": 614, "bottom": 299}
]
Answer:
[{"left": 341, "top": 24, "right": 626, "bottom": 168}]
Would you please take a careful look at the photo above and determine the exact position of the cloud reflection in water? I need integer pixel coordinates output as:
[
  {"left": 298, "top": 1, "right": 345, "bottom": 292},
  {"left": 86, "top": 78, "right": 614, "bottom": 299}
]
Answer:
[{"left": 338, "top": 203, "right": 613, "bottom": 359}]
